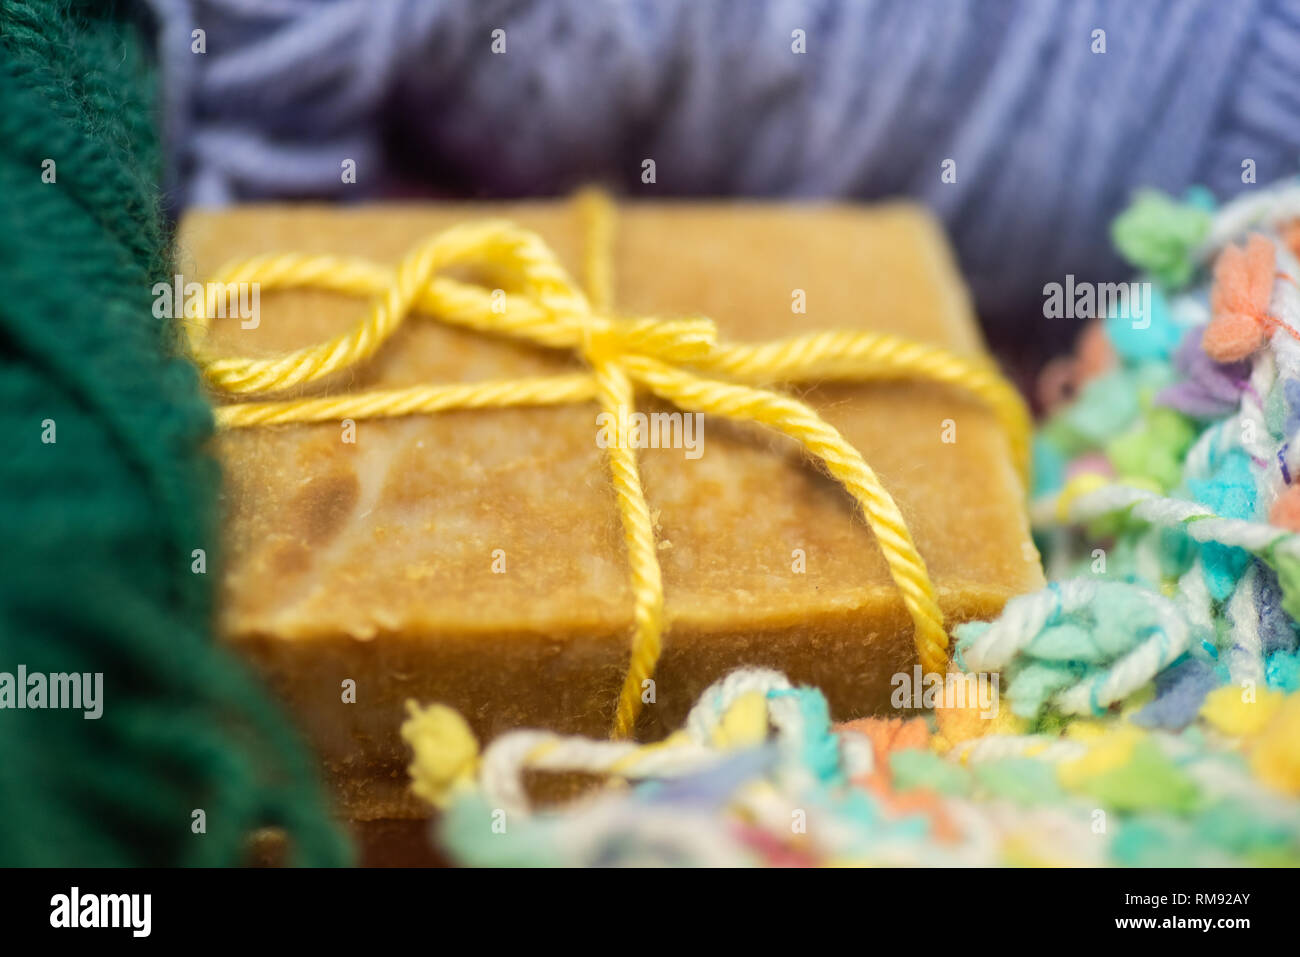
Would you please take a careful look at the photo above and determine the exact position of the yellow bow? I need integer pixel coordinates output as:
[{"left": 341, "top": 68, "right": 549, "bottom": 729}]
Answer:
[{"left": 187, "top": 190, "right": 1030, "bottom": 740}]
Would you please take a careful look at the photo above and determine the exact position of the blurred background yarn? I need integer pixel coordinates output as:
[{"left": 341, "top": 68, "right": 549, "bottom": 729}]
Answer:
[
  {"left": 146, "top": 0, "right": 1300, "bottom": 357},
  {"left": 0, "top": 0, "right": 348, "bottom": 866}
]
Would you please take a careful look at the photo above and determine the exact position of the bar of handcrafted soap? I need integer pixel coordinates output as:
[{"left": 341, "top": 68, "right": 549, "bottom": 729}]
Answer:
[{"left": 179, "top": 199, "right": 1043, "bottom": 821}]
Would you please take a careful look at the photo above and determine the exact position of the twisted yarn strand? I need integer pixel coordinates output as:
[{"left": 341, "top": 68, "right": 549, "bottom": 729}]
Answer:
[
  {"left": 624, "top": 353, "right": 949, "bottom": 674},
  {"left": 590, "top": 355, "right": 667, "bottom": 739},
  {"left": 216, "top": 374, "right": 598, "bottom": 429},
  {"left": 703, "top": 330, "right": 1031, "bottom": 483}
]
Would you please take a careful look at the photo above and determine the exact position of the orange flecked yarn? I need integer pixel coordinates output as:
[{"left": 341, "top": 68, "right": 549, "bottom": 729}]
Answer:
[
  {"left": 837, "top": 717, "right": 960, "bottom": 842},
  {"left": 1202, "top": 234, "right": 1277, "bottom": 362},
  {"left": 1282, "top": 219, "right": 1300, "bottom": 263},
  {"left": 858, "top": 774, "right": 962, "bottom": 843},
  {"left": 836, "top": 716, "right": 931, "bottom": 764},
  {"left": 1271, "top": 484, "right": 1300, "bottom": 533},
  {"left": 1035, "top": 319, "right": 1116, "bottom": 413},
  {"left": 1076, "top": 318, "right": 1117, "bottom": 381}
]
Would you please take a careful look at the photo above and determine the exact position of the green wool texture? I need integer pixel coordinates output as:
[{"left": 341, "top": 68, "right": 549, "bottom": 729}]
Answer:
[
  {"left": 1110, "top": 189, "right": 1212, "bottom": 290},
  {"left": 0, "top": 0, "right": 350, "bottom": 865}
]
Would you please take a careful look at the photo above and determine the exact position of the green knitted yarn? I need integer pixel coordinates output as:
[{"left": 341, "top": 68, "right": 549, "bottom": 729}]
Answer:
[{"left": 0, "top": 0, "right": 351, "bottom": 865}]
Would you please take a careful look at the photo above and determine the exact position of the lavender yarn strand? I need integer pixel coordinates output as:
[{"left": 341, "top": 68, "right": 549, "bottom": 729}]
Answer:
[{"left": 146, "top": 0, "right": 1300, "bottom": 342}]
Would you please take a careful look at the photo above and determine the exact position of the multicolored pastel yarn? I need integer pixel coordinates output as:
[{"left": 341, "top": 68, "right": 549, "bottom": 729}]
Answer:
[{"left": 402, "top": 180, "right": 1300, "bottom": 867}]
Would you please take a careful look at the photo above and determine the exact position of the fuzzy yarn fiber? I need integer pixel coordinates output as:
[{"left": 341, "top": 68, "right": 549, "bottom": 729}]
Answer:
[
  {"left": 146, "top": 0, "right": 1300, "bottom": 349},
  {"left": 0, "top": 0, "right": 348, "bottom": 866}
]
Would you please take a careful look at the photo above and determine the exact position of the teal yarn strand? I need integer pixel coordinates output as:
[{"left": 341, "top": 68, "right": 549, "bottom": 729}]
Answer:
[{"left": 0, "top": 0, "right": 351, "bottom": 866}]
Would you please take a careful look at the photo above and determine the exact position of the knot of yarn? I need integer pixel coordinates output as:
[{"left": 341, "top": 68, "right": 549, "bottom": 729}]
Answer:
[
  {"left": 401, "top": 701, "right": 481, "bottom": 809},
  {"left": 577, "top": 314, "right": 718, "bottom": 366},
  {"left": 955, "top": 579, "right": 1198, "bottom": 719},
  {"left": 1111, "top": 188, "right": 1214, "bottom": 290},
  {"left": 190, "top": 189, "right": 1031, "bottom": 739}
]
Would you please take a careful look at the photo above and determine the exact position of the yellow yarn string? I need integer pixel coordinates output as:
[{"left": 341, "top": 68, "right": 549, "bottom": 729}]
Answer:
[{"left": 189, "top": 190, "right": 1031, "bottom": 740}]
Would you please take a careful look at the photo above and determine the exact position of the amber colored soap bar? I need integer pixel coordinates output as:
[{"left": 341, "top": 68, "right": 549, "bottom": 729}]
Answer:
[{"left": 179, "top": 200, "right": 1043, "bottom": 820}]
